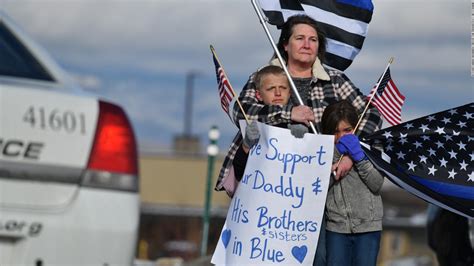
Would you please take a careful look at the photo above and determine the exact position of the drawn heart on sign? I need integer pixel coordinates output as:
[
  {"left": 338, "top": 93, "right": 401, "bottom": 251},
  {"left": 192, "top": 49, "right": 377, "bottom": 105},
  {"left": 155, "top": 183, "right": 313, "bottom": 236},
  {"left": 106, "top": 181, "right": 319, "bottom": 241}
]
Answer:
[
  {"left": 221, "top": 229, "right": 231, "bottom": 248},
  {"left": 291, "top": 245, "right": 308, "bottom": 264}
]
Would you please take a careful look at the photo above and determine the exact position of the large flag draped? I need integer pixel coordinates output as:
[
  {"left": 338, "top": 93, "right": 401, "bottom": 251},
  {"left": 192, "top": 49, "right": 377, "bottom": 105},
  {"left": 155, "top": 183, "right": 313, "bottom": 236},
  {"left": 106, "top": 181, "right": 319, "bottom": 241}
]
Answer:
[
  {"left": 361, "top": 103, "right": 474, "bottom": 219},
  {"left": 258, "top": 0, "right": 374, "bottom": 71},
  {"left": 369, "top": 67, "right": 405, "bottom": 125}
]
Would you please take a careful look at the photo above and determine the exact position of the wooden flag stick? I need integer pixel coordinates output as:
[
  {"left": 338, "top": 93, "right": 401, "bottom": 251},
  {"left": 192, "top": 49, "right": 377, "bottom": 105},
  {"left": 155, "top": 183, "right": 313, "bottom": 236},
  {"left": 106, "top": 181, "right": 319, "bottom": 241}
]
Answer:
[
  {"left": 333, "top": 57, "right": 394, "bottom": 175},
  {"left": 210, "top": 45, "right": 250, "bottom": 124}
]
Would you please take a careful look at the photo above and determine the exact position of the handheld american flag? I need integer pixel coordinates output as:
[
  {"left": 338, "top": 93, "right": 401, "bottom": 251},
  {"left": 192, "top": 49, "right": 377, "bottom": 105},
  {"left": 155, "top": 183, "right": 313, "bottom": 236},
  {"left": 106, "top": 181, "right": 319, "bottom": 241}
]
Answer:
[
  {"left": 257, "top": 0, "right": 374, "bottom": 71},
  {"left": 369, "top": 67, "right": 405, "bottom": 126},
  {"left": 211, "top": 46, "right": 236, "bottom": 120},
  {"left": 361, "top": 103, "right": 473, "bottom": 219}
]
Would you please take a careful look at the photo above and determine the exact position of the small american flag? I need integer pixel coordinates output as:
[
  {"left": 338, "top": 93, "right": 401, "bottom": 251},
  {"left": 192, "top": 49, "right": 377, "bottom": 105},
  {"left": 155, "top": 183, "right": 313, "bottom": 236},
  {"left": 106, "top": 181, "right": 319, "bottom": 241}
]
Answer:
[
  {"left": 369, "top": 67, "right": 405, "bottom": 125},
  {"left": 211, "top": 46, "right": 235, "bottom": 118},
  {"left": 362, "top": 103, "right": 474, "bottom": 218}
]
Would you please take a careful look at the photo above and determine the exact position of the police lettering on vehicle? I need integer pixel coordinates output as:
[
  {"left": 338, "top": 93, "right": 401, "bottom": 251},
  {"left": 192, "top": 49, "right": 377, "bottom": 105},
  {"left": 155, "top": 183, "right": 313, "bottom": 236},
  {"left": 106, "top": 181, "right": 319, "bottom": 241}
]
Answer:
[
  {"left": 0, "top": 219, "right": 43, "bottom": 237},
  {"left": 0, "top": 139, "right": 44, "bottom": 160}
]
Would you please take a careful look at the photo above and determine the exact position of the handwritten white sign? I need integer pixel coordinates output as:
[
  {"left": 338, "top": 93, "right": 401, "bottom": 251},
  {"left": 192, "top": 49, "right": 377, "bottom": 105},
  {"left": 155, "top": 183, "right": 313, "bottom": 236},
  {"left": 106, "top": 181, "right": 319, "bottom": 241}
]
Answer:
[{"left": 212, "top": 122, "right": 334, "bottom": 265}]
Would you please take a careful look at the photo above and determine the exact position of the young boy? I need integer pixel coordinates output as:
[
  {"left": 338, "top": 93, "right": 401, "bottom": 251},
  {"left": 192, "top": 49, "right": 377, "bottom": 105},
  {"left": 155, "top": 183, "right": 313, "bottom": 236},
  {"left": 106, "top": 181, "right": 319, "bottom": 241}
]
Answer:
[{"left": 218, "top": 65, "right": 308, "bottom": 196}]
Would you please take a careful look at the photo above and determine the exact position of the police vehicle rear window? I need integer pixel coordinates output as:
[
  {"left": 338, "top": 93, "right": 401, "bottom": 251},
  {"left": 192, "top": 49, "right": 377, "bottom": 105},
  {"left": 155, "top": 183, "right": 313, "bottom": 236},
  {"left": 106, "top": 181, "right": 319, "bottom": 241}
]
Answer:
[{"left": 0, "top": 22, "right": 54, "bottom": 82}]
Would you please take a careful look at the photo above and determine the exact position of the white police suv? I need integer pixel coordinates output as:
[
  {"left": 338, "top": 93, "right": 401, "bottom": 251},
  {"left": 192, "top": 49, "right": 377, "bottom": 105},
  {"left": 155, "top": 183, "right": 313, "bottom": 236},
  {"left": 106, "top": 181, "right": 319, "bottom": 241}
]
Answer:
[{"left": 0, "top": 11, "right": 139, "bottom": 265}]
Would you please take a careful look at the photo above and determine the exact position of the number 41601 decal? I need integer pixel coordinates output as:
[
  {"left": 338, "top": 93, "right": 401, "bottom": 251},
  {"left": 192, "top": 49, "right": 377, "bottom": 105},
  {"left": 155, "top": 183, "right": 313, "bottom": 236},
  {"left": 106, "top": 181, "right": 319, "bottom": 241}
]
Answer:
[{"left": 23, "top": 106, "right": 86, "bottom": 135}]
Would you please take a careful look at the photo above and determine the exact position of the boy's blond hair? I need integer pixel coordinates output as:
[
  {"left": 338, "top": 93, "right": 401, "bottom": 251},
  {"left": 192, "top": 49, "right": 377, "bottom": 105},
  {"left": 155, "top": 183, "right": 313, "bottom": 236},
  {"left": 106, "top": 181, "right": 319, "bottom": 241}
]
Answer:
[{"left": 254, "top": 65, "right": 288, "bottom": 91}]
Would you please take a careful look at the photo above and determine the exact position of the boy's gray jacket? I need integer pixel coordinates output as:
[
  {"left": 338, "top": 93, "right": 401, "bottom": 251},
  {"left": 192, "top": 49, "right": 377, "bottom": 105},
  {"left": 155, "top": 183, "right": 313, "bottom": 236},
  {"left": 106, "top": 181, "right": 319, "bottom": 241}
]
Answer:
[{"left": 325, "top": 150, "right": 384, "bottom": 234}]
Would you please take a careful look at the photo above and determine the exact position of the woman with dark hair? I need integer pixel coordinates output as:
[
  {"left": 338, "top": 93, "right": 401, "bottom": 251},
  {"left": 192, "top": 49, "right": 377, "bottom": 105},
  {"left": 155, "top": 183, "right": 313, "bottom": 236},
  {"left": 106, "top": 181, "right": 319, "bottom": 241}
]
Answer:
[
  {"left": 275, "top": 14, "right": 327, "bottom": 64},
  {"left": 216, "top": 14, "right": 382, "bottom": 265},
  {"left": 321, "top": 100, "right": 384, "bottom": 266},
  {"left": 220, "top": 14, "right": 381, "bottom": 182}
]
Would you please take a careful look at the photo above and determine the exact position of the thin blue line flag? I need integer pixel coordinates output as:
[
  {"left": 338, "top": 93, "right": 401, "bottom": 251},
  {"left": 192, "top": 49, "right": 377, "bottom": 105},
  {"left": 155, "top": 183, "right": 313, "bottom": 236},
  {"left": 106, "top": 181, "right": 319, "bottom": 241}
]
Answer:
[{"left": 361, "top": 103, "right": 474, "bottom": 219}]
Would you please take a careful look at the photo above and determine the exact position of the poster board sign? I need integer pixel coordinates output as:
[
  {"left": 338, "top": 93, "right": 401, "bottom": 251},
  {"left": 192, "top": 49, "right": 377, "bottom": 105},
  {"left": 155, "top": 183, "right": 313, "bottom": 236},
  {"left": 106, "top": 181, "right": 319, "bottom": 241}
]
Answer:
[{"left": 212, "top": 122, "right": 334, "bottom": 265}]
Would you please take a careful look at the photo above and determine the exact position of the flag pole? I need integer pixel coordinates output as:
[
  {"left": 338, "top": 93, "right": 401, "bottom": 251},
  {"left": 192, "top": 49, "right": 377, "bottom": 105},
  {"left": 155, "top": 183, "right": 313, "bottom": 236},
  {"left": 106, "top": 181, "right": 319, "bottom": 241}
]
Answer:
[
  {"left": 333, "top": 57, "right": 394, "bottom": 174},
  {"left": 210, "top": 45, "right": 250, "bottom": 124},
  {"left": 250, "top": 0, "right": 319, "bottom": 134}
]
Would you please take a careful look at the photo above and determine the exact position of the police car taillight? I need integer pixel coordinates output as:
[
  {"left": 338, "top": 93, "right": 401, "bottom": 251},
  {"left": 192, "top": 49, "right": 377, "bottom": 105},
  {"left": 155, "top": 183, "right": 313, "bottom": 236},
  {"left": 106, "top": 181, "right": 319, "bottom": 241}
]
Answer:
[{"left": 83, "top": 101, "right": 138, "bottom": 192}]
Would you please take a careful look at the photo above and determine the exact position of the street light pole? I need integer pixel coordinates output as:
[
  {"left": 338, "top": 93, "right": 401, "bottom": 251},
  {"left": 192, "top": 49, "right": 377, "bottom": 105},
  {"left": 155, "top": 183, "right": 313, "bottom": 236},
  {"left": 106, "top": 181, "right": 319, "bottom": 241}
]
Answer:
[{"left": 201, "top": 125, "right": 219, "bottom": 256}]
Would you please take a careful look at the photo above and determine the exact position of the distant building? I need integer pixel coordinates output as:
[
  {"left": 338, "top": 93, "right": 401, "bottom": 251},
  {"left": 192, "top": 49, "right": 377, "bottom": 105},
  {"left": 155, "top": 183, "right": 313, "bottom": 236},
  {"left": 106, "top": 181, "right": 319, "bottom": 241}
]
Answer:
[
  {"left": 378, "top": 182, "right": 437, "bottom": 265},
  {"left": 137, "top": 151, "right": 229, "bottom": 261}
]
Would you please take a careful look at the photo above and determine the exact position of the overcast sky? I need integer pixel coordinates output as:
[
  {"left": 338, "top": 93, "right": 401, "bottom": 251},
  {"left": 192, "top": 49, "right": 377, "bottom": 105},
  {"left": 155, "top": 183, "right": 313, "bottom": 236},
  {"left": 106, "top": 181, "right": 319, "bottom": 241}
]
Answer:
[{"left": 2, "top": 0, "right": 473, "bottom": 153}]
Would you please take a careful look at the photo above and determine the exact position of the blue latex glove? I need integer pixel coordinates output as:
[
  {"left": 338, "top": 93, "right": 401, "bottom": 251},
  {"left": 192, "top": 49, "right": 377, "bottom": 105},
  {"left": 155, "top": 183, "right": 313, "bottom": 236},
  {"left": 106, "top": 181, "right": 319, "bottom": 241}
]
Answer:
[
  {"left": 243, "top": 121, "right": 260, "bottom": 148},
  {"left": 288, "top": 124, "right": 308, "bottom": 138},
  {"left": 336, "top": 134, "right": 367, "bottom": 162}
]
